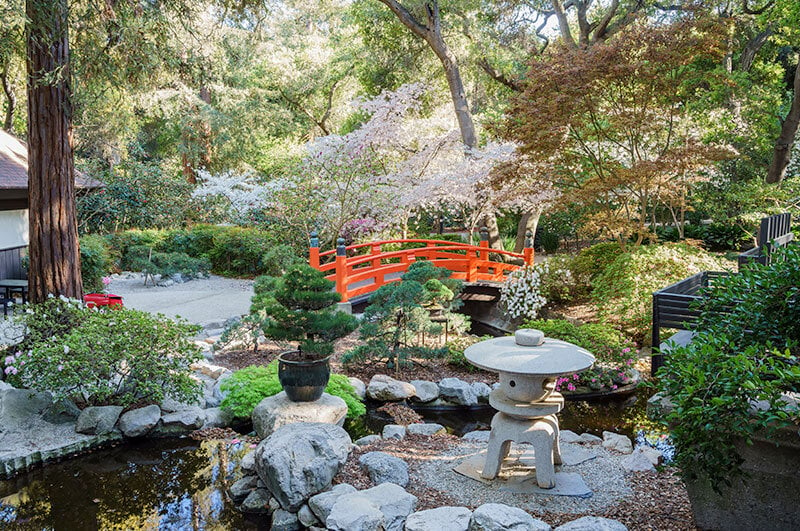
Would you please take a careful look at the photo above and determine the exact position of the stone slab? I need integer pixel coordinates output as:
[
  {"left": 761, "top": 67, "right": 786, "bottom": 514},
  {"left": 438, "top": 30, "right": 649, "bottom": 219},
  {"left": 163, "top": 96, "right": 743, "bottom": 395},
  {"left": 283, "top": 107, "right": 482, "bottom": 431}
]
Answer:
[
  {"left": 453, "top": 449, "right": 592, "bottom": 497},
  {"left": 251, "top": 392, "right": 347, "bottom": 439}
]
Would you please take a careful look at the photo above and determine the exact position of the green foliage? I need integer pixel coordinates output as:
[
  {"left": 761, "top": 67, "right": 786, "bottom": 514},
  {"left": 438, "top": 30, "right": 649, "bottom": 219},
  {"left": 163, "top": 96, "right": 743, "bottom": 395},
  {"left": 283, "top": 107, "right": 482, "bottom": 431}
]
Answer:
[
  {"left": 124, "top": 246, "right": 210, "bottom": 279},
  {"left": 695, "top": 245, "right": 800, "bottom": 356},
  {"left": 261, "top": 244, "right": 305, "bottom": 277},
  {"left": 220, "top": 361, "right": 365, "bottom": 419},
  {"left": 256, "top": 265, "right": 358, "bottom": 357},
  {"left": 659, "top": 334, "right": 800, "bottom": 487},
  {"left": 573, "top": 242, "right": 625, "bottom": 282},
  {"left": 591, "top": 243, "right": 730, "bottom": 342},
  {"left": 79, "top": 234, "right": 113, "bottom": 292},
  {"left": 534, "top": 254, "right": 582, "bottom": 304},
  {"left": 345, "top": 261, "right": 467, "bottom": 369},
  {"left": 445, "top": 335, "right": 485, "bottom": 371},
  {"left": 522, "top": 319, "right": 633, "bottom": 363},
  {"left": 540, "top": 231, "right": 560, "bottom": 254},
  {"left": 4, "top": 298, "right": 202, "bottom": 407},
  {"left": 77, "top": 158, "right": 196, "bottom": 233}
]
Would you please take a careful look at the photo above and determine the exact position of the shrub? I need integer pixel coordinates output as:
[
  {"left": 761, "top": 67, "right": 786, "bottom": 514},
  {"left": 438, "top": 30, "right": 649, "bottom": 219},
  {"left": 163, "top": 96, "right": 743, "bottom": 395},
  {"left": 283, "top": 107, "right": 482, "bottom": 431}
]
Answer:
[
  {"left": 499, "top": 265, "right": 547, "bottom": 321},
  {"left": 80, "top": 234, "right": 113, "bottom": 292},
  {"left": 125, "top": 247, "right": 210, "bottom": 279},
  {"left": 699, "top": 222, "right": 751, "bottom": 252},
  {"left": 591, "top": 243, "right": 729, "bottom": 342},
  {"left": 445, "top": 335, "right": 486, "bottom": 370},
  {"left": 4, "top": 298, "right": 202, "bottom": 407},
  {"left": 572, "top": 242, "right": 624, "bottom": 282},
  {"left": 540, "top": 231, "right": 560, "bottom": 253},
  {"left": 261, "top": 244, "right": 304, "bottom": 277},
  {"left": 220, "top": 361, "right": 365, "bottom": 419},
  {"left": 205, "top": 226, "right": 276, "bottom": 276},
  {"left": 535, "top": 254, "right": 582, "bottom": 304}
]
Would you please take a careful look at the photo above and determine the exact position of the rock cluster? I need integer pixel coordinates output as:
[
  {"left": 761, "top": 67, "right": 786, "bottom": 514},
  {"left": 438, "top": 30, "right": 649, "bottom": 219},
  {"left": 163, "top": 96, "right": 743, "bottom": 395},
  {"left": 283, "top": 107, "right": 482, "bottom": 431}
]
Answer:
[{"left": 361, "top": 374, "right": 494, "bottom": 407}]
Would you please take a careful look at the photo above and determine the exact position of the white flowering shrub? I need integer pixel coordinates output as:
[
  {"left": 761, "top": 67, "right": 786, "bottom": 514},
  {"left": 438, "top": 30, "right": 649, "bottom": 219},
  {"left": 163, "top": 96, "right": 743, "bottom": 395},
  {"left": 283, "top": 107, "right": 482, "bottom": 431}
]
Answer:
[{"left": 500, "top": 265, "right": 548, "bottom": 320}]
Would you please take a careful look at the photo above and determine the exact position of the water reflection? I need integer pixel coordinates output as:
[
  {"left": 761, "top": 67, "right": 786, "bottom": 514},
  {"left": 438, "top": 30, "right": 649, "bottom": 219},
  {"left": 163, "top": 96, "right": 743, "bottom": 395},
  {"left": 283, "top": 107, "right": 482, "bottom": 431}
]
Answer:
[{"left": 0, "top": 439, "right": 266, "bottom": 530}]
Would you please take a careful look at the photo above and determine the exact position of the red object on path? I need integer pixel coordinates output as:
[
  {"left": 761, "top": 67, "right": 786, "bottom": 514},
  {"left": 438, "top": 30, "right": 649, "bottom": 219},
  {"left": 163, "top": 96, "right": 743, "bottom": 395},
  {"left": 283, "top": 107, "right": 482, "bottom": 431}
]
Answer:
[{"left": 84, "top": 293, "right": 124, "bottom": 308}]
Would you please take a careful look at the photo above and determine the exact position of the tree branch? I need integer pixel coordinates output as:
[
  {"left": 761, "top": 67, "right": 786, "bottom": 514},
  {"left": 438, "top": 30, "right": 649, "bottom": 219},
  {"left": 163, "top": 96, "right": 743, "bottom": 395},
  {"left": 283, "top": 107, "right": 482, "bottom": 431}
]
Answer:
[
  {"left": 740, "top": 26, "right": 773, "bottom": 72},
  {"left": 552, "top": 0, "right": 577, "bottom": 49},
  {"left": 766, "top": 59, "right": 800, "bottom": 184},
  {"left": 476, "top": 57, "right": 523, "bottom": 92}
]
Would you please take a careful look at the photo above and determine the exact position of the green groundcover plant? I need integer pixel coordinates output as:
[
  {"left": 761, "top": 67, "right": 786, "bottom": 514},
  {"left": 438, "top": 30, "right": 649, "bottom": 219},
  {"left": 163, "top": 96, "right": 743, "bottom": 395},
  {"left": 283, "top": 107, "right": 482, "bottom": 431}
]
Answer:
[
  {"left": 2, "top": 298, "right": 202, "bottom": 407},
  {"left": 220, "top": 361, "right": 365, "bottom": 419}
]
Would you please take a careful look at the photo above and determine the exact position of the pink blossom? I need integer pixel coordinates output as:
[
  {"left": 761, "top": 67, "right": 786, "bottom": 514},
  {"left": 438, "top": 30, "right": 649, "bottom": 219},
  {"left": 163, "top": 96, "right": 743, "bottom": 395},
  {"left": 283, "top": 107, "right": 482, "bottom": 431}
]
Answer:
[{"left": 567, "top": 383, "right": 576, "bottom": 391}]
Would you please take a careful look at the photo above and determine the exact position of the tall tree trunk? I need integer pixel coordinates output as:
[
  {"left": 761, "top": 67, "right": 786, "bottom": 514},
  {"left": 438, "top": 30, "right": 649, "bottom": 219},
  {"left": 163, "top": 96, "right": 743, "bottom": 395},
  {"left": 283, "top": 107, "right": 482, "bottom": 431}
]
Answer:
[
  {"left": 766, "top": 60, "right": 800, "bottom": 184},
  {"left": 1, "top": 63, "right": 16, "bottom": 131},
  {"left": 26, "top": 0, "right": 83, "bottom": 302},
  {"left": 514, "top": 210, "right": 540, "bottom": 253},
  {"left": 377, "top": 0, "right": 477, "bottom": 148}
]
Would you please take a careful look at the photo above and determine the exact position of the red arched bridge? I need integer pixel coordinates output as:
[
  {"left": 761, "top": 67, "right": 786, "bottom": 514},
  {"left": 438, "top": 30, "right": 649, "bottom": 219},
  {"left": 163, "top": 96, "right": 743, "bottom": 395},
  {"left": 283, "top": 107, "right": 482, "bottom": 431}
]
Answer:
[{"left": 309, "top": 229, "right": 535, "bottom": 303}]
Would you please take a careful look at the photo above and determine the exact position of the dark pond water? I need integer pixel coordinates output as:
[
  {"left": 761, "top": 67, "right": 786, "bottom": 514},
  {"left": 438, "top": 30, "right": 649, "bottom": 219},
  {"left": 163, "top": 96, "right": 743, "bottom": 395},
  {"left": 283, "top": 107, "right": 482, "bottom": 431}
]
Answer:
[
  {"left": 0, "top": 438, "right": 266, "bottom": 530},
  {"left": 0, "top": 388, "right": 655, "bottom": 530}
]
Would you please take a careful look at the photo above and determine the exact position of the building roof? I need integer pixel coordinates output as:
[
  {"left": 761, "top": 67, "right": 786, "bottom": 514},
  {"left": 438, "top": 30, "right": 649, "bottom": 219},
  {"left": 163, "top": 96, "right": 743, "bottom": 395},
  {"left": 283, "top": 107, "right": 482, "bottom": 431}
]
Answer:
[{"left": 0, "top": 129, "right": 101, "bottom": 190}]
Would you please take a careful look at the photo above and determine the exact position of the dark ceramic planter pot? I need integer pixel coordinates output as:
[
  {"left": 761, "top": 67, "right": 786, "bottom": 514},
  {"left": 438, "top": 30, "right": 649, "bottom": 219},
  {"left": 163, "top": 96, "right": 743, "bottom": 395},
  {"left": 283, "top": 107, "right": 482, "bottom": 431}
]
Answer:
[{"left": 277, "top": 351, "right": 331, "bottom": 402}]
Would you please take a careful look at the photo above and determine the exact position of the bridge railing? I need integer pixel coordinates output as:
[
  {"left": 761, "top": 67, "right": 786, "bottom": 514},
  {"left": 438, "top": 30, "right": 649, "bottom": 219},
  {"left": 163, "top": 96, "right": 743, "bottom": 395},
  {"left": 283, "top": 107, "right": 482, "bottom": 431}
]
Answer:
[{"left": 309, "top": 228, "right": 535, "bottom": 302}]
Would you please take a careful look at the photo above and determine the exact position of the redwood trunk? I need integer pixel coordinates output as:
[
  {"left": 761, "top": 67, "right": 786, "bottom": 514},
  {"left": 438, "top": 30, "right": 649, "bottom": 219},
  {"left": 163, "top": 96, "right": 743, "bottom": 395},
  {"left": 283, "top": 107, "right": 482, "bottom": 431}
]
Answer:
[
  {"left": 26, "top": 0, "right": 83, "bottom": 302},
  {"left": 766, "top": 60, "right": 800, "bottom": 184}
]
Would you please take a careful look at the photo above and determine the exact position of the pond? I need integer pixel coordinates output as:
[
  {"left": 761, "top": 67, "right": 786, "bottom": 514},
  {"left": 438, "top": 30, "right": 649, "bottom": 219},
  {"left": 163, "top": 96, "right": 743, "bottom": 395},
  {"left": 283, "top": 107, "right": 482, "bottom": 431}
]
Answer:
[{"left": 0, "top": 388, "right": 657, "bottom": 529}]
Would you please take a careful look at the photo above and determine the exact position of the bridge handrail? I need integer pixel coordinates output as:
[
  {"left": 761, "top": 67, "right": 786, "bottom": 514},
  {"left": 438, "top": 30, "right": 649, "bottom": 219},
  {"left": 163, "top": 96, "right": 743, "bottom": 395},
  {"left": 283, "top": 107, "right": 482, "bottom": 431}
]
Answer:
[
  {"left": 309, "top": 228, "right": 535, "bottom": 302},
  {"left": 317, "top": 238, "right": 488, "bottom": 259}
]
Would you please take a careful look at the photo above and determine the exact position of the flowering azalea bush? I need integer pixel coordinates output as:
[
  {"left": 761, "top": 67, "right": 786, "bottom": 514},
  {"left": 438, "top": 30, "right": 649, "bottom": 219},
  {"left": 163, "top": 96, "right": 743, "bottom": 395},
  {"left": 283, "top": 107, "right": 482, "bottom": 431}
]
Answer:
[
  {"left": 500, "top": 265, "right": 547, "bottom": 321},
  {"left": 2, "top": 298, "right": 202, "bottom": 407}
]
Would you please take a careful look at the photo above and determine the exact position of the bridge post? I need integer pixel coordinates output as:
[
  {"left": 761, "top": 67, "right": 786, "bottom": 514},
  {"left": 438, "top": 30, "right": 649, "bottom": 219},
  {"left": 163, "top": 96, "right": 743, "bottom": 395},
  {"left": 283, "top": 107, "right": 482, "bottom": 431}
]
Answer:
[
  {"left": 335, "top": 237, "right": 348, "bottom": 302},
  {"left": 523, "top": 230, "right": 534, "bottom": 266},
  {"left": 309, "top": 230, "right": 320, "bottom": 270}
]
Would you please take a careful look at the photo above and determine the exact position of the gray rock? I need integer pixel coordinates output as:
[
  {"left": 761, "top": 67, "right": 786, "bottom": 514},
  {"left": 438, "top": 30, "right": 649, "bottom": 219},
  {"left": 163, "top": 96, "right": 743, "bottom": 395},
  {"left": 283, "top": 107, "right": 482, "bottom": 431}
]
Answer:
[
  {"left": 157, "top": 279, "right": 174, "bottom": 287},
  {"left": 240, "top": 451, "right": 256, "bottom": 474},
  {"left": 240, "top": 488, "right": 272, "bottom": 514},
  {"left": 359, "top": 451, "right": 409, "bottom": 487},
  {"left": 410, "top": 380, "right": 439, "bottom": 402},
  {"left": 75, "top": 406, "right": 123, "bottom": 435},
  {"left": 462, "top": 430, "right": 491, "bottom": 442},
  {"left": 439, "top": 378, "right": 478, "bottom": 406},
  {"left": 407, "top": 423, "right": 446, "bottom": 437},
  {"left": 255, "top": 422, "right": 352, "bottom": 512},
  {"left": 160, "top": 394, "right": 203, "bottom": 413},
  {"left": 118, "top": 405, "right": 161, "bottom": 438},
  {"left": 405, "top": 506, "right": 473, "bottom": 531},
  {"left": 355, "top": 434, "right": 382, "bottom": 446},
  {"left": 326, "top": 494, "right": 385, "bottom": 531},
  {"left": 210, "top": 372, "right": 232, "bottom": 406},
  {"left": 308, "top": 483, "right": 358, "bottom": 522},
  {"left": 469, "top": 503, "right": 551, "bottom": 531},
  {"left": 230, "top": 475, "right": 258, "bottom": 503},
  {"left": 646, "top": 392, "right": 674, "bottom": 420},
  {"left": 366, "top": 375, "right": 416, "bottom": 401},
  {"left": 635, "top": 445, "right": 662, "bottom": 466},
  {"left": 336, "top": 483, "right": 417, "bottom": 531},
  {"left": 298, "top": 504, "right": 320, "bottom": 527},
  {"left": 252, "top": 391, "right": 348, "bottom": 439},
  {"left": 558, "top": 430, "right": 583, "bottom": 444},
  {"left": 472, "top": 382, "right": 492, "bottom": 404},
  {"left": 43, "top": 399, "right": 81, "bottom": 424},
  {"left": 0, "top": 389, "right": 52, "bottom": 421},
  {"left": 271, "top": 508, "right": 301, "bottom": 530},
  {"left": 602, "top": 431, "right": 633, "bottom": 454},
  {"left": 348, "top": 377, "right": 367, "bottom": 399},
  {"left": 158, "top": 407, "right": 204, "bottom": 433},
  {"left": 202, "top": 407, "right": 234, "bottom": 429},
  {"left": 555, "top": 517, "right": 627, "bottom": 531},
  {"left": 0, "top": 381, "right": 13, "bottom": 391},
  {"left": 382, "top": 424, "right": 406, "bottom": 440},
  {"left": 621, "top": 448, "right": 657, "bottom": 472},
  {"left": 578, "top": 433, "right": 602, "bottom": 444}
]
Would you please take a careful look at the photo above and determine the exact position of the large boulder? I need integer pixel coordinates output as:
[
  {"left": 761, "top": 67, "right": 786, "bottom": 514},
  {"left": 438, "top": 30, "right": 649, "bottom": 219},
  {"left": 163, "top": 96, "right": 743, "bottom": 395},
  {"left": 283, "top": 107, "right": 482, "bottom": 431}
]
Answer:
[
  {"left": 405, "top": 506, "right": 473, "bottom": 531},
  {"left": 348, "top": 377, "right": 367, "bottom": 399},
  {"left": 201, "top": 407, "right": 234, "bottom": 429},
  {"left": 155, "top": 407, "right": 205, "bottom": 435},
  {"left": 254, "top": 422, "right": 352, "bottom": 512},
  {"left": 251, "top": 391, "right": 347, "bottom": 439},
  {"left": 331, "top": 483, "right": 417, "bottom": 531},
  {"left": 308, "top": 483, "right": 357, "bottom": 522},
  {"left": 75, "top": 406, "right": 123, "bottom": 435},
  {"left": 43, "top": 399, "right": 81, "bottom": 424},
  {"left": 358, "top": 451, "right": 409, "bottom": 487},
  {"left": 410, "top": 380, "right": 439, "bottom": 403},
  {"left": 118, "top": 405, "right": 161, "bottom": 438},
  {"left": 555, "top": 517, "right": 627, "bottom": 531},
  {"left": 326, "top": 494, "right": 385, "bottom": 531},
  {"left": 602, "top": 431, "right": 633, "bottom": 454},
  {"left": 469, "top": 503, "right": 551, "bottom": 531},
  {"left": 0, "top": 389, "right": 52, "bottom": 422},
  {"left": 439, "top": 378, "right": 478, "bottom": 406},
  {"left": 366, "top": 375, "right": 416, "bottom": 401}
]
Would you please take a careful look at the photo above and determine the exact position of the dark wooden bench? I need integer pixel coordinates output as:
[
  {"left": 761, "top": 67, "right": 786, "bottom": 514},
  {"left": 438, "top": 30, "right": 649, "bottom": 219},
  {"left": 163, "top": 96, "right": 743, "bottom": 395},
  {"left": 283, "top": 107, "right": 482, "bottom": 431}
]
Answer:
[{"left": 651, "top": 213, "right": 795, "bottom": 376}]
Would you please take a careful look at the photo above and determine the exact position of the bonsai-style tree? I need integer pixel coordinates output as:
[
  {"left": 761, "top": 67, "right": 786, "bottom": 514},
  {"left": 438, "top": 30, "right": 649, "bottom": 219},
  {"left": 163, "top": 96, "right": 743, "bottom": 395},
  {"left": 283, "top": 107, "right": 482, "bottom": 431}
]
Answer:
[
  {"left": 343, "top": 261, "right": 467, "bottom": 371},
  {"left": 258, "top": 265, "right": 357, "bottom": 358}
]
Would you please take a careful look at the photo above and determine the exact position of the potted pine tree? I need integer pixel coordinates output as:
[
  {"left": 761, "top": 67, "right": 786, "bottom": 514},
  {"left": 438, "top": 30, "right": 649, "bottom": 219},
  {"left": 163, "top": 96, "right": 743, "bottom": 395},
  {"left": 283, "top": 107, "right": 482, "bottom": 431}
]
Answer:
[{"left": 258, "top": 265, "right": 357, "bottom": 401}]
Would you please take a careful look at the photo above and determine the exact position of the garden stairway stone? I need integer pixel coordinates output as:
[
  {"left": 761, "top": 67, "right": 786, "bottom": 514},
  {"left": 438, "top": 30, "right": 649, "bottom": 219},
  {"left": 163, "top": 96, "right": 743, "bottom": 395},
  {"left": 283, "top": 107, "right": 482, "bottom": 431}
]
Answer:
[{"left": 405, "top": 506, "right": 473, "bottom": 531}]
